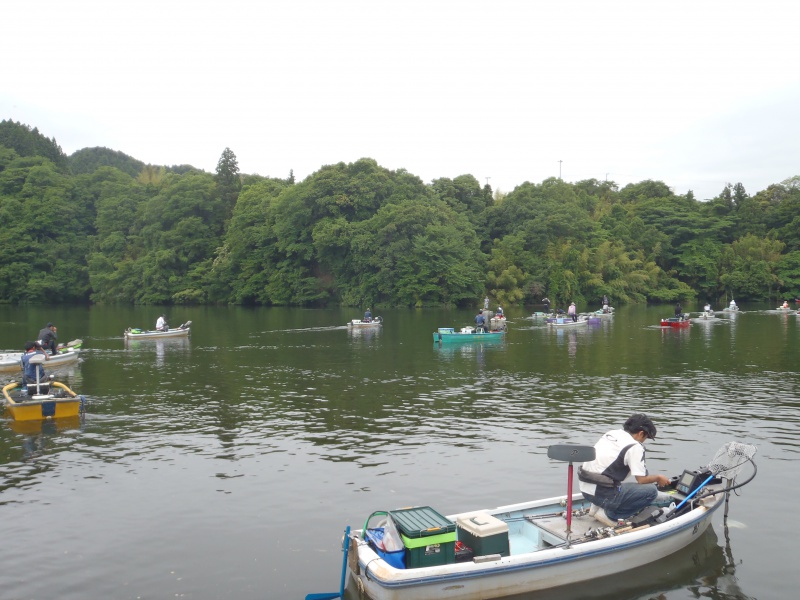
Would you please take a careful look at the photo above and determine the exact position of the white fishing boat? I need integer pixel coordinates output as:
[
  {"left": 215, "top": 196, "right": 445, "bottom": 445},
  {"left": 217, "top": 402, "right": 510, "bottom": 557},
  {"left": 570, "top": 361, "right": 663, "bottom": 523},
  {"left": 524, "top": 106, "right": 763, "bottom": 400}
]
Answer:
[
  {"left": 546, "top": 316, "right": 589, "bottom": 327},
  {"left": 307, "top": 442, "right": 756, "bottom": 600},
  {"left": 347, "top": 316, "right": 383, "bottom": 328},
  {"left": 0, "top": 339, "right": 83, "bottom": 373},
  {"left": 123, "top": 322, "right": 192, "bottom": 340}
]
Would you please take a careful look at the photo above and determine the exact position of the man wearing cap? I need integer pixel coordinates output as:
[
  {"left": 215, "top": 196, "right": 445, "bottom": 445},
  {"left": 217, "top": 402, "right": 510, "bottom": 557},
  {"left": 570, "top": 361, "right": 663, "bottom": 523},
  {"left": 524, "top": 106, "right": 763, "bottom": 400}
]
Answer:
[
  {"left": 22, "top": 341, "right": 50, "bottom": 384},
  {"left": 578, "top": 413, "right": 671, "bottom": 526},
  {"left": 37, "top": 323, "right": 58, "bottom": 356}
]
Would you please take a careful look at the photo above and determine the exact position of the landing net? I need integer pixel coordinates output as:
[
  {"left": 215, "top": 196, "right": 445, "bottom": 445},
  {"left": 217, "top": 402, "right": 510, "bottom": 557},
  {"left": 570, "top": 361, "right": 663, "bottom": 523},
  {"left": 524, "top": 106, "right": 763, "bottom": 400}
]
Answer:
[{"left": 706, "top": 442, "right": 757, "bottom": 479}]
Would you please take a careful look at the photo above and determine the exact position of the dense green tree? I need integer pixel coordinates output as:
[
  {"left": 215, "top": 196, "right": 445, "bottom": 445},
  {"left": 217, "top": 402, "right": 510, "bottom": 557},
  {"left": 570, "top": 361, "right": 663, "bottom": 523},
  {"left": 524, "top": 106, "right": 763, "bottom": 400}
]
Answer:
[
  {"left": 720, "top": 234, "right": 784, "bottom": 300},
  {"left": 0, "top": 120, "right": 68, "bottom": 170},
  {"left": 431, "top": 174, "right": 491, "bottom": 230},
  {"left": 69, "top": 147, "right": 145, "bottom": 177},
  {"left": 4, "top": 120, "right": 800, "bottom": 307},
  {"left": 215, "top": 147, "right": 242, "bottom": 222},
  {"left": 346, "top": 199, "right": 485, "bottom": 307},
  {"left": 0, "top": 155, "right": 92, "bottom": 302},
  {"left": 208, "top": 178, "right": 288, "bottom": 304},
  {"left": 676, "top": 239, "right": 723, "bottom": 298}
]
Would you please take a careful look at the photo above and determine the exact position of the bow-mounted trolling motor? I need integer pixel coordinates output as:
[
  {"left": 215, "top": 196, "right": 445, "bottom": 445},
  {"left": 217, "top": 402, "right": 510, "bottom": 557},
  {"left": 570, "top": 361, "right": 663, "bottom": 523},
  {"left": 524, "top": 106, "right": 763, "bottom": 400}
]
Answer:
[{"left": 629, "top": 442, "right": 757, "bottom": 527}]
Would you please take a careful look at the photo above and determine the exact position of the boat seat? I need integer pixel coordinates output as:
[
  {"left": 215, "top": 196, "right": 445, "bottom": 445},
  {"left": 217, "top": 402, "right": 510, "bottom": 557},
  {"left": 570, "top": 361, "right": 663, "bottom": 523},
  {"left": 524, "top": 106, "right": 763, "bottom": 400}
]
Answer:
[
  {"left": 547, "top": 445, "right": 597, "bottom": 545},
  {"left": 547, "top": 444, "right": 596, "bottom": 464}
]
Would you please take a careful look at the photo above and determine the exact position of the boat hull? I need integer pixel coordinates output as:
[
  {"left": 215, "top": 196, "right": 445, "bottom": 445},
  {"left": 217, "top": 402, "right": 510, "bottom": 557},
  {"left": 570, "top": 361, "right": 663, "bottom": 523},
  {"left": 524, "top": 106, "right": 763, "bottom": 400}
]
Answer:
[
  {"left": 3, "top": 382, "right": 83, "bottom": 421},
  {"left": 433, "top": 331, "right": 505, "bottom": 343},
  {"left": 547, "top": 317, "right": 587, "bottom": 327},
  {"left": 348, "top": 320, "right": 382, "bottom": 328},
  {"left": 0, "top": 349, "right": 81, "bottom": 373},
  {"left": 660, "top": 318, "right": 690, "bottom": 328},
  {"left": 350, "top": 492, "right": 722, "bottom": 600},
  {"left": 124, "top": 327, "right": 191, "bottom": 340}
]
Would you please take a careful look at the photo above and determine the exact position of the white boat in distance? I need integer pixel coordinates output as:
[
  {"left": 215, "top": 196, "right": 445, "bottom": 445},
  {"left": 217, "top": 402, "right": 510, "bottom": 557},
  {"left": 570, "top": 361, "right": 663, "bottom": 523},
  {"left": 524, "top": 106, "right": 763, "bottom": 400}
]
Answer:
[
  {"left": 124, "top": 322, "right": 192, "bottom": 340},
  {"left": 347, "top": 316, "right": 383, "bottom": 328}
]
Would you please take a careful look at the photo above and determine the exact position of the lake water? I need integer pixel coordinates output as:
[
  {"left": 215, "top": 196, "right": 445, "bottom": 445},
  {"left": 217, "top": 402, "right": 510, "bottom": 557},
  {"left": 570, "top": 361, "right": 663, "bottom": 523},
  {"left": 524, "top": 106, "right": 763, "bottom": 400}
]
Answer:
[{"left": 0, "top": 303, "right": 797, "bottom": 600}]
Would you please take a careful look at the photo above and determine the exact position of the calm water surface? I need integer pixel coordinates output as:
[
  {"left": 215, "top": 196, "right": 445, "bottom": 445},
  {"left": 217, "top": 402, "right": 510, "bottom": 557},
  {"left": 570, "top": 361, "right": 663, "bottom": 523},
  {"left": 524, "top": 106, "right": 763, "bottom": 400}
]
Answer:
[{"left": 0, "top": 304, "right": 798, "bottom": 600}]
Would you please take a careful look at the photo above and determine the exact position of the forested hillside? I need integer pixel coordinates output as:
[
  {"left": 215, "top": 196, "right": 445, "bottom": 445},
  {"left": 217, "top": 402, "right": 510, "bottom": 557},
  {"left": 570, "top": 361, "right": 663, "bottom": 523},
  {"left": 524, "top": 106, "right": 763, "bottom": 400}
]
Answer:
[{"left": 1, "top": 119, "right": 799, "bottom": 307}]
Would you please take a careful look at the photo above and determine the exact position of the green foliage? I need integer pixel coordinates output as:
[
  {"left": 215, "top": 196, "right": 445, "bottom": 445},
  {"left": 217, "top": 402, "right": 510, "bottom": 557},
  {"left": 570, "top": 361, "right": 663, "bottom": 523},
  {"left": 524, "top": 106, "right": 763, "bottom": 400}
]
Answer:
[
  {"left": 719, "top": 234, "right": 784, "bottom": 299},
  {"left": 3, "top": 120, "right": 800, "bottom": 307},
  {"left": 69, "top": 147, "right": 145, "bottom": 177},
  {"left": 0, "top": 120, "right": 68, "bottom": 170},
  {"left": 775, "top": 251, "right": 800, "bottom": 298}
]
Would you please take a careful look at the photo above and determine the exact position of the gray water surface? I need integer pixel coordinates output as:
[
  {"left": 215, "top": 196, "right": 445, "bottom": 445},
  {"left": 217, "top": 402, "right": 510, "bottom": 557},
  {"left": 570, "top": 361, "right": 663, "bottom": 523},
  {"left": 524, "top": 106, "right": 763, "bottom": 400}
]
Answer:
[{"left": 0, "top": 303, "right": 796, "bottom": 599}]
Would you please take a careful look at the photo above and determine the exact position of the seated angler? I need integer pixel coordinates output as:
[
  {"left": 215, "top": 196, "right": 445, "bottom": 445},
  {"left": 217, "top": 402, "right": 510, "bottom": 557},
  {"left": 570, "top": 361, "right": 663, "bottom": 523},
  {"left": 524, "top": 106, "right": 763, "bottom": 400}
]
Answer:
[
  {"left": 578, "top": 414, "right": 672, "bottom": 527},
  {"left": 21, "top": 341, "right": 50, "bottom": 385}
]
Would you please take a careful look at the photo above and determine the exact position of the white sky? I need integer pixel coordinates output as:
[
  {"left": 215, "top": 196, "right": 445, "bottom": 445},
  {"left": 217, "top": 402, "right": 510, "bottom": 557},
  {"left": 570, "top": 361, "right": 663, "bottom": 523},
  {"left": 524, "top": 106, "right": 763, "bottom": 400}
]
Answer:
[{"left": 3, "top": 1, "right": 799, "bottom": 200}]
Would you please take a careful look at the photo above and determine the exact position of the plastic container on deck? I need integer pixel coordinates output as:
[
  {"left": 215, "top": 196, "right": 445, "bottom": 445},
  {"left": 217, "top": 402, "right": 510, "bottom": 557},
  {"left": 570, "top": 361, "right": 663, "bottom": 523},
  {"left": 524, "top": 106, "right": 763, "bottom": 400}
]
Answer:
[
  {"left": 389, "top": 506, "right": 456, "bottom": 568},
  {"left": 456, "top": 512, "right": 510, "bottom": 557}
]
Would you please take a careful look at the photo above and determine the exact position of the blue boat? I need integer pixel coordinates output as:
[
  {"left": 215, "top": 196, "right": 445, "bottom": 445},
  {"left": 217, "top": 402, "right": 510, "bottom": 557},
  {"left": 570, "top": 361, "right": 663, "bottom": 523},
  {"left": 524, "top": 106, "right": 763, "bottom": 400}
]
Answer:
[{"left": 433, "top": 327, "right": 505, "bottom": 343}]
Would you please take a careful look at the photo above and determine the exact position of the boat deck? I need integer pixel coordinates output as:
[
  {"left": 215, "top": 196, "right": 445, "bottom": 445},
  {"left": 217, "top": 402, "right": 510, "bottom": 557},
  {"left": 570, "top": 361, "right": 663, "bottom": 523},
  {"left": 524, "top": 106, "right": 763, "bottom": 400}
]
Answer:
[
  {"left": 523, "top": 512, "right": 596, "bottom": 544},
  {"left": 502, "top": 491, "right": 701, "bottom": 555}
]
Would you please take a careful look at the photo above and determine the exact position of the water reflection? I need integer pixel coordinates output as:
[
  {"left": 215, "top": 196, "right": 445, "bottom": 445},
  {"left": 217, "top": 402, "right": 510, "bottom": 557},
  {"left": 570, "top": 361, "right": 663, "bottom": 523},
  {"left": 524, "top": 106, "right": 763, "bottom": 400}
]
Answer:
[
  {"left": 714, "top": 522, "right": 755, "bottom": 600},
  {"left": 347, "top": 326, "right": 381, "bottom": 345},
  {"left": 124, "top": 336, "right": 191, "bottom": 367},
  {"left": 433, "top": 341, "right": 503, "bottom": 369},
  {"left": 0, "top": 304, "right": 794, "bottom": 599},
  {"left": 5, "top": 415, "right": 83, "bottom": 460},
  {"left": 557, "top": 328, "right": 578, "bottom": 357}
]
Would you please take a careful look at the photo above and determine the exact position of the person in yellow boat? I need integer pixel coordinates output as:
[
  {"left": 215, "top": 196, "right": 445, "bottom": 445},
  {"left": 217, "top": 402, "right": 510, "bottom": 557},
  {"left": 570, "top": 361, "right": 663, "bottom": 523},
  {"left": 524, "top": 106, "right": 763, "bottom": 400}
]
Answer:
[{"left": 21, "top": 341, "right": 49, "bottom": 384}]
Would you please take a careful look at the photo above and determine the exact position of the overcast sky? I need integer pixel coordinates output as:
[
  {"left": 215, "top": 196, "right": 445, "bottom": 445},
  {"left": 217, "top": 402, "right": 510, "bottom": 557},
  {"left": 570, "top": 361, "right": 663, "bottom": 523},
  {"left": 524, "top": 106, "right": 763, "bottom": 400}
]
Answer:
[{"left": 3, "top": 1, "right": 799, "bottom": 200}]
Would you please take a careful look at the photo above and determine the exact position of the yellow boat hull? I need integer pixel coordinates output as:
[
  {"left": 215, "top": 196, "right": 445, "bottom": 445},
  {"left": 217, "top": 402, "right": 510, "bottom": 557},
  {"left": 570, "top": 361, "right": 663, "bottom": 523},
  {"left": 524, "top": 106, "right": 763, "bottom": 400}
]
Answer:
[{"left": 3, "top": 382, "right": 84, "bottom": 421}]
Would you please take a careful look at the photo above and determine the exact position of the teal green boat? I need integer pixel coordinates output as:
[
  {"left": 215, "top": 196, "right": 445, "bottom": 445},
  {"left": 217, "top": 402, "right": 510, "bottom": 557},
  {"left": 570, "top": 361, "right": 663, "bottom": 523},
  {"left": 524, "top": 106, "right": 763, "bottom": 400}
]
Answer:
[{"left": 432, "top": 327, "right": 505, "bottom": 343}]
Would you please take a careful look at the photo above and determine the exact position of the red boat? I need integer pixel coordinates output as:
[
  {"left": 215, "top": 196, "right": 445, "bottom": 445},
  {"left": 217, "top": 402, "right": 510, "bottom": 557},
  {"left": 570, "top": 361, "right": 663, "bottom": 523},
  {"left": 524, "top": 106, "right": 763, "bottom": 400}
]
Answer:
[{"left": 660, "top": 316, "right": 691, "bottom": 328}]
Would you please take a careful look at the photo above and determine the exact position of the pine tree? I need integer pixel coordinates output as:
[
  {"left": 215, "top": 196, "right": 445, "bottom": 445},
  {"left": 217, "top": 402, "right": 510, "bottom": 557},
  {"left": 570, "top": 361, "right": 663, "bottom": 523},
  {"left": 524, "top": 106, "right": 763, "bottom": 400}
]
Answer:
[{"left": 215, "top": 147, "right": 241, "bottom": 220}]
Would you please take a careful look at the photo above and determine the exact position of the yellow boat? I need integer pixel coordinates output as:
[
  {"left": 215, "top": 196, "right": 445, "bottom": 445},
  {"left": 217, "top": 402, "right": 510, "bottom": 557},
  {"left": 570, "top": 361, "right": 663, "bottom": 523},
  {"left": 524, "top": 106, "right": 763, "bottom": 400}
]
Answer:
[{"left": 2, "top": 355, "right": 85, "bottom": 421}]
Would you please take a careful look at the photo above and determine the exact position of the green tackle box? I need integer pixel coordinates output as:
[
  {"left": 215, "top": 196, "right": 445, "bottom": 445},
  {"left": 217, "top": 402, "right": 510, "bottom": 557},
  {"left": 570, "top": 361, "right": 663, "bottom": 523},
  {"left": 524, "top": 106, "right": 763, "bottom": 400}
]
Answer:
[{"left": 389, "top": 506, "right": 457, "bottom": 568}]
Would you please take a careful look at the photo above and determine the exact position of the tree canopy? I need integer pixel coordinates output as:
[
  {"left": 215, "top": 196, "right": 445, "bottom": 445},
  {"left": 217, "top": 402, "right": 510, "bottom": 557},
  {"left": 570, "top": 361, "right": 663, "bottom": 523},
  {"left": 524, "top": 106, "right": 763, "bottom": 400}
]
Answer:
[{"left": 2, "top": 120, "right": 800, "bottom": 307}]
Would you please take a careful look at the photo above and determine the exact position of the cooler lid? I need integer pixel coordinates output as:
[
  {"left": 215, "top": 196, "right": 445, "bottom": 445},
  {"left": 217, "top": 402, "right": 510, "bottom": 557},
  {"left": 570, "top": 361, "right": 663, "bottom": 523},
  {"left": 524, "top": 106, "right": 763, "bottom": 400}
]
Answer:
[
  {"left": 456, "top": 512, "right": 509, "bottom": 536},
  {"left": 389, "top": 506, "right": 456, "bottom": 538}
]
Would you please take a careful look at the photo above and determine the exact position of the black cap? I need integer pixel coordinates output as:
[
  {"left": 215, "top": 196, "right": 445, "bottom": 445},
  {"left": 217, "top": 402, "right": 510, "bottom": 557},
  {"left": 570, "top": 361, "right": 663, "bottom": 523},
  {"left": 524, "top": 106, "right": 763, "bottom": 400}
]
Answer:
[
  {"left": 624, "top": 413, "right": 657, "bottom": 440},
  {"left": 46, "top": 322, "right": 53, "bottom": 327},
  {"left": 25, "top": 341, "right": 36, "bottom": 351}
]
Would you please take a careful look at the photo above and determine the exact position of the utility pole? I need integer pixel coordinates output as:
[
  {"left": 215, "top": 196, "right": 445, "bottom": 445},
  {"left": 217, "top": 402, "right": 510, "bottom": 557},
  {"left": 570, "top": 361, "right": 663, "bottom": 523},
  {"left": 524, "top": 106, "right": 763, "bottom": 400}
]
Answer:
[
  {"left": 558, "top": 160, "right": 563, "bottom": 180},
  {"left": 485, "top": 177, "right": 491, "bottom": 186}
]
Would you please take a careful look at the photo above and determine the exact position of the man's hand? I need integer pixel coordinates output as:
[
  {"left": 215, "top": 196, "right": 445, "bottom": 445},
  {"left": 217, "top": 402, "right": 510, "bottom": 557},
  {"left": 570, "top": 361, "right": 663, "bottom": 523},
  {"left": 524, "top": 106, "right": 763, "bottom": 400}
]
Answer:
[{"left": 655, "top": 474, "right": 671, "bottom": 487}]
